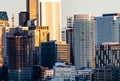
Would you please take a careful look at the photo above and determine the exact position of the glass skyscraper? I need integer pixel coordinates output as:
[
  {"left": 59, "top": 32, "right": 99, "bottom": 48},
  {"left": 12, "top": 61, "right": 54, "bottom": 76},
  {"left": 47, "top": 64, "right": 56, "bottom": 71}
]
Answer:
[
  {"left": 74, "top": 14, "right": 95, "bottom": 69},
  {"left": 37, "top": 0, "right": 61, "bottom": 41},
  {"left": 95, "top": 13, "right": 120, "bottom": 45}
]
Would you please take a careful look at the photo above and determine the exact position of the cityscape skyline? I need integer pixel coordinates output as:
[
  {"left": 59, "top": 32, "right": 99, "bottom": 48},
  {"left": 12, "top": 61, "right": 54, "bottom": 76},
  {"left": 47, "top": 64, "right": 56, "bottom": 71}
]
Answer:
[{"left": 1, "top": 0, "right": 120, "bottom": 28}]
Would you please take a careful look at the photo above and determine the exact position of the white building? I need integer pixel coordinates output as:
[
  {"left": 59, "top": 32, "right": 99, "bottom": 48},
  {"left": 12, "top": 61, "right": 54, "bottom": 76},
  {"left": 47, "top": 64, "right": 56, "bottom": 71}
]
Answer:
[
  {"left": 76, "top": 68, "right": 93, "bottom": 81},
  {"left": 51, "top": 62, "right": 75, "bottom": 81}
]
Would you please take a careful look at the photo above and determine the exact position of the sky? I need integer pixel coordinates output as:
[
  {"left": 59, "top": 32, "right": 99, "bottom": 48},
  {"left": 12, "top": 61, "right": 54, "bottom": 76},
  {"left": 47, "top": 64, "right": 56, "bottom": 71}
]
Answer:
[{"left": 1, "top": 0, "right": 120, "bottom": 29}]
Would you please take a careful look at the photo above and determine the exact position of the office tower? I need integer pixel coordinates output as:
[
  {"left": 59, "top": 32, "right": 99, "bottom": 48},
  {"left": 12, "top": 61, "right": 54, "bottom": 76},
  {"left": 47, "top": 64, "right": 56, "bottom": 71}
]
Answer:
[
  {"left": 37, "top": 0, "right": 61, "bottom": 40},
  {"left": 26, "top": 0, "right": 36, "bottom": 20},
  {"left": 95, "top": 13, "right": 120, "bottom": 45},
  {"left": 66, "top": 16, "right": 74, "bottom": 65},
  {"left": 0, "top": 11, "right": 9, "bottom": 27},
  {"left": 115, "top": 17, "right": 120, "bottom": 43},
  {"left": 40, "top": 40, "right": 70, "bottom": 69},
  {"left": 29, "top": 26, "right": 49, "bottom": 65},
  {"left": 95, "top": 42, "right": 120, "bottom": 68},
  {"left": 19, "top": 12, "right": 29, "bottom": 26},
  {"left": 29, "top": 26, "right": 49, "bottom": 47},
  {"left": 74, "top": 14, "right": 95, "bottom": 69},
  {"left": 7, "top": 28, "right": 34, "bottom": 81},
  {"left": 0, "top": 12, "right": 9, "bottom": 67}
]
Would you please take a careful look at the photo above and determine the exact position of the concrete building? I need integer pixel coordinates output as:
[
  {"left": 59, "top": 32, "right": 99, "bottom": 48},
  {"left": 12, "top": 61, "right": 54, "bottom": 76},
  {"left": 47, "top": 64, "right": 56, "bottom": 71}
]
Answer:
[
  {"left": 95, "top": 13, "right": 120, "bottom": 45},
  {"left": 40, "top": 40, "right": 70, "bottom": 69},
  {"left": 0, "top": 12, "right": 9, "bottom": 67},
  {"left": 95, "top": 42, "right": 120, "bottom": 68},
  {"left": 19, "top": 12, "right": 29, "bottom": 26},
  {"left": 66, "top": 16, "right": 74, "bottom": 65},
  {"left": 51, "top": 62, "right": 75, "bottom": 81},
  {"left": 74, "top": 14, "right": 95, "bottom": 69},
  {"left": 26, "top": 0, "right": 36, "bottom": 20},
  {"left": 76, "top": 68, "right": 93, "bottom": 81},
  {"left": 6, "top": 27, "right": 34, "bottom": 81},
  {"left": 37, "top": 0, "right": 61, "bottom": 41}
]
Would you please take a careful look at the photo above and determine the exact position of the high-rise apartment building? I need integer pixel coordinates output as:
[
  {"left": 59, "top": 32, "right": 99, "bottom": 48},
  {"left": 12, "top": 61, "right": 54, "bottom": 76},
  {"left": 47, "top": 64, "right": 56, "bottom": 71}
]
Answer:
[
  {"left": 95, "top": 13, "right": 120, "bottom": 45},
  {"left": 37, "top": 0, "right": 61, "bottom": 40},
  {"left": 19, "top": 12, "right": 29, "bottom": 26},
  {"left": 26, "top": 0, "right": 36, "bottom": 20},
  {"left": 66, "top": 17, "right": 74, "bottom": 65},
  {"left": 74, "top": 14, "right": 95, "bottom": 69},
  {"left": 40, "top": 40, "right": 70, "bottom": 69}
]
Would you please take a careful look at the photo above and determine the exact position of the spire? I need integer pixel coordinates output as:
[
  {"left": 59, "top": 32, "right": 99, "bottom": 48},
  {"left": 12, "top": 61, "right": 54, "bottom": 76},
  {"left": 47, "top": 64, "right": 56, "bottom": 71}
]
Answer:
[{"left": 11, "top": 14, "right": 14, "bottom": 28}]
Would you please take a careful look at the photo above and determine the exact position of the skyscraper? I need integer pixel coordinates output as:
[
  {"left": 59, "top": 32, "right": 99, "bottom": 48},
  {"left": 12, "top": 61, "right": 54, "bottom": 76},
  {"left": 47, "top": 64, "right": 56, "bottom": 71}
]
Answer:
[
  {"left": 7, "top": 28, "right": 34, "bottom": 81},
  {"left": 74, "top": 14, "right": 95, "bottom": 69},
  {"left": 19, "top": 12, "right": 29, "bottom": 26},
  {"left": 37, "top": 0, "right": 61, "bottom": 40},
  {"left": 95, "top": 42, "right": 120, "bottom": 68},
  {"left": 95, "top": 13, "right": 120, "bottom": 45},
  {"left": 66, "top": 17, "right": 74, "bottom": 65},
  {"left": 0, "top": 11, "right": 9, "bottom": 67},
  {"left": 40, "top": 40, "right": 70, "bottom": 69},
  {"left": 0, "top": 11, "right": 9, "bottom": 27},
  {"left": 26, "top": 0, "right": 36, "bottom": 20}
]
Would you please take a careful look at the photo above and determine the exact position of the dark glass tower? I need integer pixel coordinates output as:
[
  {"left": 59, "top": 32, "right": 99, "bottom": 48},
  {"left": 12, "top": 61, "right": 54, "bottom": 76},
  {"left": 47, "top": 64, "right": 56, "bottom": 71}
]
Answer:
[{"left": 19, "top": 12, "right": 29, "bottom": 26}]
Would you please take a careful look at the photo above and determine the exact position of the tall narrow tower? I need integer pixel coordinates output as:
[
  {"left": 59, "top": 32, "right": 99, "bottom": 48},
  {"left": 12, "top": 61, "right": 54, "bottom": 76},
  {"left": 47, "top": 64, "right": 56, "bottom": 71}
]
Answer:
[
  {"left": 37, "top": 0, "right": 61, "bottom": 41},
  {"left": 74, "top": 14, "right": 95, "bottom": 69},
  {"left": 26, "top": 0, "right": 36, "bottom": 20}
]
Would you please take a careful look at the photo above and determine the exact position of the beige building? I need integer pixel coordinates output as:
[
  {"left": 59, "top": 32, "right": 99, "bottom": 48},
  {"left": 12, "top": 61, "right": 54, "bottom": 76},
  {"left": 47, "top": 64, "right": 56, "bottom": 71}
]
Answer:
[
  {"left": 0, "top": 20, "right": 9, "bottom": 27},
  {"left": 37, "top": 0, "right": 61, "bottom": 41},
  {"left": 26, "top": 0, "right": 36, "bottom": 20},
  {"left": 33, "top": 26, "right": 49, "bottom": 47},
  {"left": 0, "top": 12, "right": 9, "bottom": 67}
]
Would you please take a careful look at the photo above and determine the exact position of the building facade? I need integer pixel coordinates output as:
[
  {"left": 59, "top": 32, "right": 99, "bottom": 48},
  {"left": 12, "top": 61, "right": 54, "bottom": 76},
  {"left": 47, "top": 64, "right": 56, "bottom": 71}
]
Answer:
[
  {"left": 76, "top": 68, "right": 93, "bottom": 81},
  {"left": 0, "top": 11, "right": 9, "bottom": 27},
  {"left": 52, "top": 62, "right": 75, "bottom": 81},
  {"left": 74, "top": 14, "right": 95, "bottom": 69},
  {"left": 26, "top": 0, "right": 36, "bottom": 20},
  {"left": 0, "top": 12, "right": 9, "bottom": 67},
  {"left": 40, "top": 40, "right": 70, "bottom": 69},
  {"left": 93, "top": 67, "right": 120, "bottom": 81},
  {"left": 7, "top": 27, "right": 34, "bottom": 81},
  {"left": 95, "top": 42, "right": 120, "bottom": 68},
  {"left": 37, "top": 0, "right": 61, "bottom": 41},
  {"left": 66, "top": 16, "right": 74, "bottom": 65},
  {"left": 95, "top": 13, "right": 120, "bottom": 45},
  {"left": 19, "top": 12, "right": 29, "bottom": 26}
]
